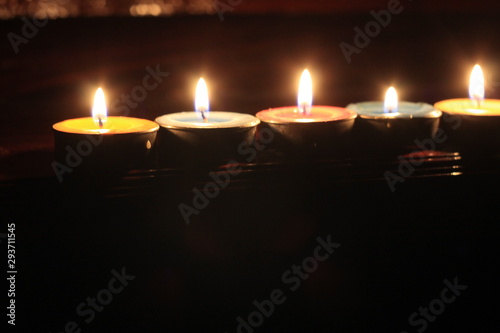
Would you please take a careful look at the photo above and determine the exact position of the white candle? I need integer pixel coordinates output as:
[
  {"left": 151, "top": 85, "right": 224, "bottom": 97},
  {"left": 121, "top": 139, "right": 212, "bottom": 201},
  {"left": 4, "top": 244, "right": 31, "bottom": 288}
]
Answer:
[{"left": 155, "top": 78, "right": 259, "bottom": 129}]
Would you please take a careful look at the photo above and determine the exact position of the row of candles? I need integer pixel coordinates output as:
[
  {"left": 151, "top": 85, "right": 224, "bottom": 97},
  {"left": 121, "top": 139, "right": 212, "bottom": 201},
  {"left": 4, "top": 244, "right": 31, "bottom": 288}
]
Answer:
[{"left": 53, "top": 65, "right": 500, "bottom": 168}]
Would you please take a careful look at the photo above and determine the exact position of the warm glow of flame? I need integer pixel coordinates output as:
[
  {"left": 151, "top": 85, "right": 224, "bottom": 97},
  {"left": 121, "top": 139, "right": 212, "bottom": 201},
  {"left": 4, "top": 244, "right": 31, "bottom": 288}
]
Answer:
[
  {"left": 384, "top": 86, "right": 398, "bottom": 113},
  {"left": 469, "top": 64, "right": 485, "bottom": 103},
  {"left": 195, "top": 78, "right": 209, "bottom": 121},
  {"left": 92, "top": 87, "right": 107, "bottom": 128},
  {"left": 298, "top": 69, "right": 312, "bottom": 115}
]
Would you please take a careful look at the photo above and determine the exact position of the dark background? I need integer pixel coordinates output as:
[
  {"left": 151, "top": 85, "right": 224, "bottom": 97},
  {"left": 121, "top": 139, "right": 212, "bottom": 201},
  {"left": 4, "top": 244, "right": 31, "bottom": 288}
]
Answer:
[{"left": 1, "top": 1, "right": 500, "bottom": 332}]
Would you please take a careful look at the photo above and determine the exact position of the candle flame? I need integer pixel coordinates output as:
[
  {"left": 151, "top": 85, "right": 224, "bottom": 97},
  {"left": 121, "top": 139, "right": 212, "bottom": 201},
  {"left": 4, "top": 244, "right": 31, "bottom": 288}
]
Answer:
[
  {"left": 469, "top": 64, "right": 485, "bottom": 105},
  {"left": 298, "top": 69, "right": 312, "bottom": 115},
  {"left": 195, "top": 78, "right": 209, "bottom": 122},
  {"left": 92, "top": 87, "right": 107, "bottom": 128},
  {"left": 384, "top": 86, "right": 398, "bottom": 113}
]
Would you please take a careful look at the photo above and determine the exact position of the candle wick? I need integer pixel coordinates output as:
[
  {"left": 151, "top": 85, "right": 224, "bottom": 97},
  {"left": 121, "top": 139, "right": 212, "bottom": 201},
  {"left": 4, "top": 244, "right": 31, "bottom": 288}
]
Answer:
[
  {"left": 299, "top": 103, "right": 310, "bottom": 115},
  {"left": 98, "top": 116, "right": 103, "bottom": 128},
  {"left": 474, "top": 97, "right": 482, "bottom": 108},
  {"left": 385, "top": 106, "right": 397, "bottom": 114},
  {"left": 200, "top": 109, "right": 208, "bottom": 123}
]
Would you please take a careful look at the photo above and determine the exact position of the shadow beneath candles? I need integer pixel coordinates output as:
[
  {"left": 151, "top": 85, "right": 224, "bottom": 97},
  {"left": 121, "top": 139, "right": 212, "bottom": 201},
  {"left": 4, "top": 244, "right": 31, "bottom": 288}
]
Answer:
[{"left": 0, "top": 150, "right": 54, "bottom": 181}]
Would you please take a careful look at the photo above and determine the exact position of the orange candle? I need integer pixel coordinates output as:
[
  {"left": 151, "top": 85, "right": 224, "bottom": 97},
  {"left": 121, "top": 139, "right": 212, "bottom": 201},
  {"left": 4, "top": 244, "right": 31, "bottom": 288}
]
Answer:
[
  {"left": 52, "top": 88, "right": 159, "bottom": 183},
  {"left": 53, "top": 116, "right": 159, "bottom": 135},
  {"left": 54, "top": 88, "right": 159, "bottom": 135}
]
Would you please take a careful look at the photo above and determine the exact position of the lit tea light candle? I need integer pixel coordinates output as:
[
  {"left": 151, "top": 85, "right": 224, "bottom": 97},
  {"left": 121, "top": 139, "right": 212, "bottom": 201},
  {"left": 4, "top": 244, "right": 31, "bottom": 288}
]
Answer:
[
  {"left": 54, "top": 88, "right": 159, "bottom": 135},
  {"left": 255, "top": 69, "right": 356, "bottom": 155},
  {"left": 257, "top": 69, "right": 357, "bottom": 124},
  {"left": 52, "top": 88, "right": 159, "bottom": 182},
  {"left": 434, "top": 64, "right": 500, "bottom": 116},
  {"left": 155, "top": 78, "right": 260, "bottom": 130},
  {"left": 347, "top": 86, "right": 440, "bottom": 119},
  {"left": 347, "top": 86, "right": 441, "bottom": 153},
  {"left": 155, "top": 78, "right": 260, "bottom": 166},
  {"left": 434, "top": 65, "right": 500, "bottom": 155}
]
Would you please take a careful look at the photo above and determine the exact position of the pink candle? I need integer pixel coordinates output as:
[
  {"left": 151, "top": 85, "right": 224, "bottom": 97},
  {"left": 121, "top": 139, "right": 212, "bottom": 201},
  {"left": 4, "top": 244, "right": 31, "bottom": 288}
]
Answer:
[
  {"left": 256, "top": 69, "right": 356, "bottom": 154},
  {"left": 256, "top": 105, "right": 356, "bottom": 123},
  {"left": 257, "top": 69, "right": 356, "bottom": 124}
]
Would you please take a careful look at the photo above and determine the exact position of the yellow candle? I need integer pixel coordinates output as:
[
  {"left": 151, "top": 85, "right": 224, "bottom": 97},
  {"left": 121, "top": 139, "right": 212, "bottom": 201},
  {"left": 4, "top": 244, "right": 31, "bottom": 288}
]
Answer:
[
  {"left": 53, "top": 116, "right": 159, "bottom": 135},
  {"left": 433, "top": 65, "right": 500, "bottom": 156},
  {"left": 434, "top": 65, "right": 500, "bottom": 116},
  {"left": 434, "top": 99, "right": 500, "bottom": 116},
  {"left": 52, "top": 88, "right": 159, "bottom": 182},
  {"left": 53, "top": 88, "right": 159, "bottom": 134}
]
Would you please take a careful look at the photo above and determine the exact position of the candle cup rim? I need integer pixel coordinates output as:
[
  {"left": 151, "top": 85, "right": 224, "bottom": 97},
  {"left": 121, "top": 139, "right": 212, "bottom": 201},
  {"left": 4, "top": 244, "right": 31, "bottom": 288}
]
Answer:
[
  {"left": 357, "top": 112, "right": 442, "bottom": 120},
  {"left": 347, "top": 101, "right": 441, "bottom": 119},
  {"left": 434, "top": 98, "right": 500, "bottom": 116},
  {"left": 155, "top": 111, "right": 260, "bottom": 129},
  {"left": 52, "top": 116, "right": 159, "bottom": 134},
  {"left": 256, "top": 106, "right": 357, "bottom": 124}
]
